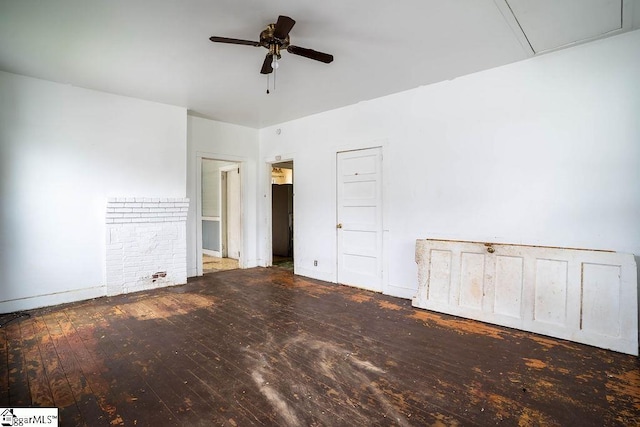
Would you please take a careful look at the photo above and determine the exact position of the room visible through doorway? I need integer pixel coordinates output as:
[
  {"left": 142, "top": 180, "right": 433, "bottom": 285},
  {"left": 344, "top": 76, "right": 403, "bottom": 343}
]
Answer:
[
  {"left": 201, "top": 159, "right": 241, "bottom": 274},
  {"left": 271, "top": 161, "right": 293, "bottom": 271}
]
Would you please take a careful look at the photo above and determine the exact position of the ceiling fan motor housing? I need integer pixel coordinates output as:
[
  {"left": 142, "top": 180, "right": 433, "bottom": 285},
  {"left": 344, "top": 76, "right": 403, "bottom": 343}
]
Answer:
[{"left": 260, "top": 23, "right": 290, "bottom": 58}]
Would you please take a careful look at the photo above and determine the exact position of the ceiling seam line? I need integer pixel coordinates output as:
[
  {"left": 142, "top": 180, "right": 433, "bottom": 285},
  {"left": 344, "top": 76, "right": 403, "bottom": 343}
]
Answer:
[{"left": 504, "top": 0, "right": 536, "bottom": 54}]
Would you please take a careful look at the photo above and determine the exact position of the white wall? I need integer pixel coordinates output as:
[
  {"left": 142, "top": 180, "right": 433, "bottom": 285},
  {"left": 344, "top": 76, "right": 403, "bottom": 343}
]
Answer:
[
  {"left": 186, "top": 115, "right": 259, "bottom": 277},
  {"left": 0, "top": 71, "right": 187, "bottom": 312},
  {"left": 259, "top": 30, "right": 640, "bottom": 299}
]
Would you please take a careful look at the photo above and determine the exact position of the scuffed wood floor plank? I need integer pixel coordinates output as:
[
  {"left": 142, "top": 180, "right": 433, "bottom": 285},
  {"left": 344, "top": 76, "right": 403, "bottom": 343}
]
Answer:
[
  {"left": 4, "top": 322, "right": 31, "bottom": 406},
  {"left": 19, "top": 317, "right": 55, "bottom": 407},
  {"left": 1, "top": 267, "right": 638, "bottom": 426},
  {"left": 0, "top": 326, "right": 9, "bottom": 403}
]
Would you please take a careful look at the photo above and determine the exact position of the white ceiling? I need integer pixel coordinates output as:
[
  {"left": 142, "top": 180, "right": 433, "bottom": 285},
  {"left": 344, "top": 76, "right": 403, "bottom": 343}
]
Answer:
[{"left": 1, "top": 0, "right": 638, "bottom": 128}]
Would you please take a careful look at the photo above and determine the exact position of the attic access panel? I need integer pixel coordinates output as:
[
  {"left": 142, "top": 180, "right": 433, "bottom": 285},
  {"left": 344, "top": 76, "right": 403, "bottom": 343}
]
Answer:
[{"left": 506, "top": 0, "right": 623, "bottom": 53}]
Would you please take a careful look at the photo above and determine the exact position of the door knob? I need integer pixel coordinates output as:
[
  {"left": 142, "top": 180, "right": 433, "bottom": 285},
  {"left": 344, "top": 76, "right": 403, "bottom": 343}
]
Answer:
[{"left": 337, "top": 223, "right": 343, "bottom": 229}]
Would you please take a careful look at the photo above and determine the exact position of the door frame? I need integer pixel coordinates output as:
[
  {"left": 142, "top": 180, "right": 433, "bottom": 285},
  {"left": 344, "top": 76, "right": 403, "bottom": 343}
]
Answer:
[
  {"left": 220, "top": 163, "right": 241, "bottom": 260},
  {"left": 336, "top": 147, "right": 383, "bottom": 292},
  {"left": 334, "top": 140, "right": 389, "bottom": 294},
  {"left": 219, "top": 167, "right": 228, "bottom": 258},
  {"left": 264, "top": 155, "right": 295, "bottom": 270},
  {"left": 196, "top": 153, "right": 244, "bottom": 276}
]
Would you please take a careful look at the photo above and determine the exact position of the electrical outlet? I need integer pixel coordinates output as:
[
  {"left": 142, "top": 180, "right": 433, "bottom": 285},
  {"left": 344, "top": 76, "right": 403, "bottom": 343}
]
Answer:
[{"left": 314, "top": 260, "right": 318, "bottom": 266}]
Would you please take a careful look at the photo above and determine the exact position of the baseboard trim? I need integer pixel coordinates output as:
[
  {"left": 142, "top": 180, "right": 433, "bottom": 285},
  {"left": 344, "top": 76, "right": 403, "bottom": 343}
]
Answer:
[
  {"left": 0, "top": 286, "right": 106, "bottom": 313},
  {"left": 294, "top": 267, "right": 335, "bottom": 284},
  {"left": 384, "top": 284, "right": 416, "bottom": 300}
]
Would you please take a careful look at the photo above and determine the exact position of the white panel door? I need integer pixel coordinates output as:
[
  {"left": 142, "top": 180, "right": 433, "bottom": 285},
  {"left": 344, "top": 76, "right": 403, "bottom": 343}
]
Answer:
[
  {"left": 337, "top": 147, "right": 382, "bottom": 291},
  {"left": 413, "top": 239, "right": 638, "bottom": 355},
  {"left": 226, "top": 166, "right": 241, "bottom": 260}
]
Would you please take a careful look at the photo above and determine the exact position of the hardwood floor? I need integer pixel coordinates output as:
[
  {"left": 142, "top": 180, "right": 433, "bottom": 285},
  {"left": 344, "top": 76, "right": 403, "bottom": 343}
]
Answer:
[
  {"left": 203, "top": 255, "right": 239, "bottom": 274},
  {"left": 1, "top": 268, "right": 638, "bottom": 426}
]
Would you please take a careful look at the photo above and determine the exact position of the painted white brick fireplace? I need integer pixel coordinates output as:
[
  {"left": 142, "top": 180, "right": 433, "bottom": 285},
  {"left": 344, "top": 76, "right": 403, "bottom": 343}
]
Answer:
[{"left": 105, "top": 197, "right": 189, "bottom": 296}]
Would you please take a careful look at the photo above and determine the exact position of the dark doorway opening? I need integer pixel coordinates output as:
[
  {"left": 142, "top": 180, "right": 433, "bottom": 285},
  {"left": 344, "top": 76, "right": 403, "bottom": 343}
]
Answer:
[{"left": 271, "top": 161, "right": 293, "bottom": 271}]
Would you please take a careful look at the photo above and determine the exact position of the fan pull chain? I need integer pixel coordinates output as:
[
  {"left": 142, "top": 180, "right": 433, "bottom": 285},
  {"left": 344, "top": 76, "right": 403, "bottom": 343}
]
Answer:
[{"left": 266, "top": 56, "right": 277, "bottom": 94}]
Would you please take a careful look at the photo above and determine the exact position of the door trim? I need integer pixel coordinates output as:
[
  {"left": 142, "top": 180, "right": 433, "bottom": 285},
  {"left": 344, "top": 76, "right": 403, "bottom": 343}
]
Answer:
[
  {"left": 264, "top": 156, "right": 295, "bottom": 271},
  {"left": 335, "top": 139, "right": 389, "bottom": 293},
  {"left": 220, "top": 163, "right": 241, "bottom": 260},
  {"left": 196, "top": 153, "right": 245, "bottom": 276},
  {"left": 336, "top": 146, "right": 384, "bottom": 292}
]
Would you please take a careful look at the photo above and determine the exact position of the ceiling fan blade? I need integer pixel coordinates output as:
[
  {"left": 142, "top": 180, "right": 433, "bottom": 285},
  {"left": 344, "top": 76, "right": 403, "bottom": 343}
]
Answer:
[
  {"left": 209, "top": 36, "right": 260, "bottom": 47},
  {"left": 260, "top": 54, "right": 274, "bottom": 74},
  {"left": 287, "top": 45, "right": 334, "bottom": 64},
  {"left": 273, "top": 15, "right": 296, "bottom": 40}
]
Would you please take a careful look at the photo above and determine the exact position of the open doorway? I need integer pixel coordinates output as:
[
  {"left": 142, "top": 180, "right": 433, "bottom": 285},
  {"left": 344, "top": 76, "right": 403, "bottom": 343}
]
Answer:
[
  {"left": 201, "top": 158, "right": 241, "bottom": 274},
  {"left": 271, "top": 161, "right": 294, "bottom": 271}
]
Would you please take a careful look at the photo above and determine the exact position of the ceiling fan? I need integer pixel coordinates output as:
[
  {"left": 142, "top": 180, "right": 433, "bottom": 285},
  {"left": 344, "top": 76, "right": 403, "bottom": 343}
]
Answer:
[{"left": 209, "top": 15, "right": 334, "bottom": 75}]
